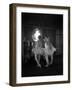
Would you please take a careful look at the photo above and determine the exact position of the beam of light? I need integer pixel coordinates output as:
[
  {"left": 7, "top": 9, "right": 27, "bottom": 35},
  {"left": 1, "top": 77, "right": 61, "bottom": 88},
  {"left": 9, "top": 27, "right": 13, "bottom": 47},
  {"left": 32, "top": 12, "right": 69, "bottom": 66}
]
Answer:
[{"left": 32, "top": 30, "right": 41, "bottom": 42}]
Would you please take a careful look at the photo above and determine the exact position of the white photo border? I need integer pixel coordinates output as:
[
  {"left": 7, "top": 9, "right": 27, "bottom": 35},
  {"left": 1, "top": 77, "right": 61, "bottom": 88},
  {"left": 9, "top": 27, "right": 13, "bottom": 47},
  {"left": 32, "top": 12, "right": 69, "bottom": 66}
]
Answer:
[{"left": 16, "top": 6, "right": 69, "bottom": 84}]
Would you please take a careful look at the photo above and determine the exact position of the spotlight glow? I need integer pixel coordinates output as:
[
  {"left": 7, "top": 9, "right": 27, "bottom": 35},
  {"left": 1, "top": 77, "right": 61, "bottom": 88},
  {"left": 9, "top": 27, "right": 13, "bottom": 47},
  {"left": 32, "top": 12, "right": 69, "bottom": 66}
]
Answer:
[{"left": 32, "top": 30, "right": 41, "bottom": 42}]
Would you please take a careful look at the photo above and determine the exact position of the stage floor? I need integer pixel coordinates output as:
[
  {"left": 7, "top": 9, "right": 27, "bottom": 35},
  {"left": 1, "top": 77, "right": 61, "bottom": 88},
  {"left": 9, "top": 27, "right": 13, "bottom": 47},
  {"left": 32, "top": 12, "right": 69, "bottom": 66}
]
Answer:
[{"left": 22, "top": 54, "right": 63, "bottom": 77}]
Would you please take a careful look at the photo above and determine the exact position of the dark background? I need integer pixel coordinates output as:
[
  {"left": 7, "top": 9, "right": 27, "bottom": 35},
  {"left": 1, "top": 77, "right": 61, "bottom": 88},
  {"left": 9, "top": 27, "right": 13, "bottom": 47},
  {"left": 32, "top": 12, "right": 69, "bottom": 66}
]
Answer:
[
  {"left": 22, "top": 13, "right": 63, "bottom": 54},
  {"left": 21, "top": 12, "right": 63, "bottom": 77}
]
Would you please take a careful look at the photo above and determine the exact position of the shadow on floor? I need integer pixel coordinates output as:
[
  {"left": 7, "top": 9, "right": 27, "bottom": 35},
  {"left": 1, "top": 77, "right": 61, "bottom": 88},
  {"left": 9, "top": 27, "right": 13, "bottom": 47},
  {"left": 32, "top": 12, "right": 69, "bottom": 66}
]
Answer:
[{"left": 22, "top": 54, "right": 63, "bottom": 77}]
